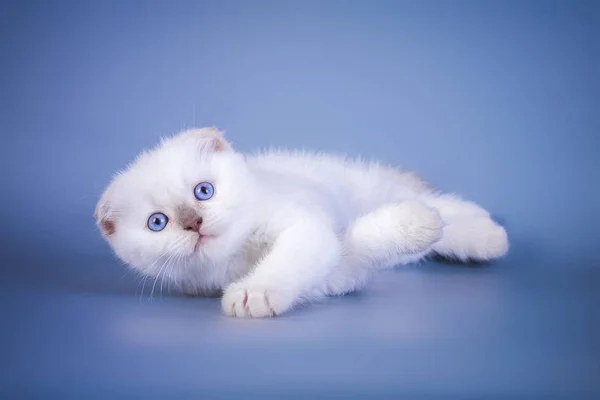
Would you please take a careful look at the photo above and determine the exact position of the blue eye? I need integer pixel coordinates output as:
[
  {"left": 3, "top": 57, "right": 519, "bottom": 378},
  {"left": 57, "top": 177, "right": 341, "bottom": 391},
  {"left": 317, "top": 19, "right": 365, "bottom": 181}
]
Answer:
[
  {"left": 194, "top": 182, "right": 214, "bottom": 201},
  {"left": 148, "top": 213, "right": 168, "bottom": 232}
]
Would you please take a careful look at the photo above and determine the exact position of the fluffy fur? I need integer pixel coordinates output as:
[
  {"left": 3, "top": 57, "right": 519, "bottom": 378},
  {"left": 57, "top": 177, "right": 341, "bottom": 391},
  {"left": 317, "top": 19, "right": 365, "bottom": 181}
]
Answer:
[{"left": 95, "top": 128, "right": 508, "bottom": 317}]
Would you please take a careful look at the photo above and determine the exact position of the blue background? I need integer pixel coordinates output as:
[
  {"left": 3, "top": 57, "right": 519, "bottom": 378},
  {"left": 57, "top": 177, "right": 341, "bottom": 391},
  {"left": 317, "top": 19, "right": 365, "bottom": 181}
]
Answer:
[{"left": 2, "top": 0, "right": 598, "bottom": 398}]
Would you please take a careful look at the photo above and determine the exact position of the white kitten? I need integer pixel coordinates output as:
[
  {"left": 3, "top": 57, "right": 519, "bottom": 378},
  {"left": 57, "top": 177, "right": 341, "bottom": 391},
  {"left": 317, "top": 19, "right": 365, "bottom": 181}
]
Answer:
[{"left": 95, "top": 128, "right": 508, "bottom": 317}]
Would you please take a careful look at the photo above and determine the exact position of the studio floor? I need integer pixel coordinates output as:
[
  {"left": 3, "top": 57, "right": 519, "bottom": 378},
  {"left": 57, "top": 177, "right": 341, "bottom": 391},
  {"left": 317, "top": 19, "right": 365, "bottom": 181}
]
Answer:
[{"left": 3, "top": 253, "right": 598, "bottom": 399}]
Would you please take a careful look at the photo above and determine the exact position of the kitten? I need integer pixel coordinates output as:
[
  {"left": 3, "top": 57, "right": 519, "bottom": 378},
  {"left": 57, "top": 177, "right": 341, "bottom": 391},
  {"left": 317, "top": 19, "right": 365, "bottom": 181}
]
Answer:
[{"left": 95, "top": 127, "right": 508, "bottom": 317}]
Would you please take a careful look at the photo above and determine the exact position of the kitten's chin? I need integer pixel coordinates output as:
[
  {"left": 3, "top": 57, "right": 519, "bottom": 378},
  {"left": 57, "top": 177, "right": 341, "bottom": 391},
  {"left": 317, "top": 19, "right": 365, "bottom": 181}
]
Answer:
[{"left": 194, "top": 233, "right": 240, "bottom": 263}]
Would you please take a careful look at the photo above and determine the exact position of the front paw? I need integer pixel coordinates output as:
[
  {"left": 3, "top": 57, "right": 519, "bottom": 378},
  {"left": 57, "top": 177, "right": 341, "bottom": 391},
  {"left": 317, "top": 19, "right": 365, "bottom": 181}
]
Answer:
[{"left": 221, "top": 281, "right": 293, "bottom": 318}]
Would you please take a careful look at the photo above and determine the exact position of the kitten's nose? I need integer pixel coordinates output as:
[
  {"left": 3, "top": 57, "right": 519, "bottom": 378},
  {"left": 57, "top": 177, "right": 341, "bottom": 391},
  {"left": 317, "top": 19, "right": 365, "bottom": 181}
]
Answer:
[{"left": 184, "top": 217, "right": 203, "bottom": 232}]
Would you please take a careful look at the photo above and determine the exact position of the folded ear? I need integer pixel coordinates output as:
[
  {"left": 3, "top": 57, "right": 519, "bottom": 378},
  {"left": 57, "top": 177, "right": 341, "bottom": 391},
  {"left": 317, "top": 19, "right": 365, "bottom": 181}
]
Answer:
[
  {"left": 95, "top": 187, "right": 116, "bottom": 236},
  {"left": 181, "top": 127, "right": 232, "bottom": 153}
]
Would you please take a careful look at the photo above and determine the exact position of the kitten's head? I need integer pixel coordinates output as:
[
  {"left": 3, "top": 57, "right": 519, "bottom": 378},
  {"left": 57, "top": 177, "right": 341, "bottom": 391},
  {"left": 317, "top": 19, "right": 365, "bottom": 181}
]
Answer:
[{"left": 95, "top": 128, "right": 256, "bottom": 281}]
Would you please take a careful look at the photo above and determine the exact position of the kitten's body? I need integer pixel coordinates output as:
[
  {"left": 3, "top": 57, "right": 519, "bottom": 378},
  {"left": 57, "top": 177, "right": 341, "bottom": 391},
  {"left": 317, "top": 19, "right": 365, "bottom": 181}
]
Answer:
[{"left": 96, "top": 128, "right": 508, "bottom": 317}]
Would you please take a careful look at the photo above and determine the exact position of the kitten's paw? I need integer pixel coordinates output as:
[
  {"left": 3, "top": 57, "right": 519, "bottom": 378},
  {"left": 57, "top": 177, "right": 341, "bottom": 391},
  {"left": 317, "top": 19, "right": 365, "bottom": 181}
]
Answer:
[
  {"left": 347, "top": 201, "right": 443, "bottom": 257},
  {"left": 221, "top": 281, "right": 293, "bottom": 318},
  {"left": 392, "top": 201, "right": 444, "bottom": 253}
]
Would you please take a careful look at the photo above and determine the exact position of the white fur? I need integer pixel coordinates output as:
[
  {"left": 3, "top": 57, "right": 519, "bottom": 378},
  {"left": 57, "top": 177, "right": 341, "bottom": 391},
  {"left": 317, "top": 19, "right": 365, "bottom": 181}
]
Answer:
[{"left": 95, "top": 128, "right": 509, "bottom": 317}]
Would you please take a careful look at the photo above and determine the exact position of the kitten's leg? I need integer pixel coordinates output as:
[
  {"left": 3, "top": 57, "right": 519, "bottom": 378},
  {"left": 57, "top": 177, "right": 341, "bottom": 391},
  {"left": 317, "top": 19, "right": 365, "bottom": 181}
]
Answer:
[
  {"left": 423, "top": 194, "right": 509, "bottom": 261},
  {"left": 346, "top": 201, "right": 443, "bottom": 264},
  {"left": 221, "top": 217, "right": 340, "bottom": 318},
  {"left": 323, "top": 201, "right": 443, "bottom": 295}
]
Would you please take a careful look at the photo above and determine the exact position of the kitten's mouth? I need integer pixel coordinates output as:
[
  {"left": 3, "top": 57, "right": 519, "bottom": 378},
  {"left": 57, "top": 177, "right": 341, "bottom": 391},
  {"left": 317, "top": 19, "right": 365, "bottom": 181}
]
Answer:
[{"left": 194, "top": 234, "right": 214, "bottom": 251}]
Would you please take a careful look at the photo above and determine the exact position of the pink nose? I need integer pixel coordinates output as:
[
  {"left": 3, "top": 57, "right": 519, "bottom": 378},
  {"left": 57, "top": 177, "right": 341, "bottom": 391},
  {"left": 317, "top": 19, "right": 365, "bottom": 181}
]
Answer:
[{"left": 184, "top": 217, "right": 203, "bottom": 232}]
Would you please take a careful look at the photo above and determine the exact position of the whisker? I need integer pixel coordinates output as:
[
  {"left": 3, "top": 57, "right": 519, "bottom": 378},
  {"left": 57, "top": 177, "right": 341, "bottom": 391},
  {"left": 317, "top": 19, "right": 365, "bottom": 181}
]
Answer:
[
  {"left": 155, "top": 237, "right": 191, "bottom": 300},
  {"left": 127, "top": 234, "right": 193, "bottom": 302},
  {"left": 150, "top": 251, "right": 177, "bottom": 302},
  {"left": 139, "top": 274, "right": 149, "bottom": 302}
]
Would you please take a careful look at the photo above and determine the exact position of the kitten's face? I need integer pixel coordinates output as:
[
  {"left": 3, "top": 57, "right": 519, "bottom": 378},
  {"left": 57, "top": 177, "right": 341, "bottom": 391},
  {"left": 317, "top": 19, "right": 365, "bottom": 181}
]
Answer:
[{"left": 95, "top": 128, "right": 256, "bottom": 283}]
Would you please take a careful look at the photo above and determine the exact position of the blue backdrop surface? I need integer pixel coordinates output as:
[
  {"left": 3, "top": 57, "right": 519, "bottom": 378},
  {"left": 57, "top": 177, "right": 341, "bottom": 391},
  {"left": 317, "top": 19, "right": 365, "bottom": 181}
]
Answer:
[{"left": 1, "top": 1, "right": 598, "bottom": 398}]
